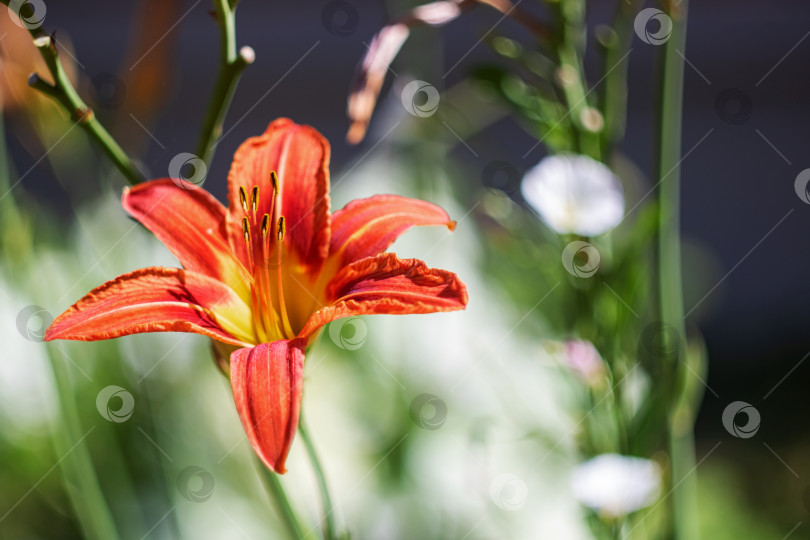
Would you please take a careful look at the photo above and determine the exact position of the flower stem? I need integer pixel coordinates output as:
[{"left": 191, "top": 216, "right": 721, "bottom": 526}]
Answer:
[
  {"left": 194, "top": 0, "right": 254, "bottom": 166},
  {"left": 256, "top": 457, "right": 306, "bottom": 539},
  {"left": 553, "top": 0, "right": 601, "bottom": 160},
  {"left": 599, "top": 0, "right": 641, "bottom": 159},
  {"left": 46, "top": 345, "right": 121, "bottom": 540},
  {"left": 0, "top": 4, "right": 148, "bottom": 186},
  {"left": 654, "top": 1, "right": 699, "bottom": 538},
  {"left": 298, "top": 414, "right": 339, "bottom": 540}
]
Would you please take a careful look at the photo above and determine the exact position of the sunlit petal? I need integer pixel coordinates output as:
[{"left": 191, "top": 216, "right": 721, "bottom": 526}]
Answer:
[
  {"left": 299, "top": 253, "right": 467, "bottom": 337},
  {"left": 330, "top": 194, "right": 455, "bottom": 266},
  {"left": 45, "top": 267, "right": 254, "bottom": 346},
  {"left": 229, "top": 339, "right": 306, "bottom": 474},
  {"left": 123, "top": 179, "right": 251, "bottom": 300},
  {"left": 227, "top": 118, "right": 330, "bottom": 269}
]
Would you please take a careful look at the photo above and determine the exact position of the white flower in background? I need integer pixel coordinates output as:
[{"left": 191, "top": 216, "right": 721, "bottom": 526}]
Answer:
[
  {"left": 521, "top": 154, "right": 625, "bottom": 236},
  {"left": 571, "top": 454, "right": 661, "bottom": 517}
]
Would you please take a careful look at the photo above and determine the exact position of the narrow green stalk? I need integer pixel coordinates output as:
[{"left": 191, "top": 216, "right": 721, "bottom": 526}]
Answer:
[
  {"left": 1, "top": 110, "right": 120, "bottom": 539},
  {"left": 656, "top": 8, "right": 687, "bottom": 334},
  {"left": 0, "top": 112, "right": 26, "bottom": 258},
  {"left": 599, "top": 0, "right": 640, "bottom": 159},
  {"left": 46, "top": 346, "right": 121, "bottom": 540},
  {"left": 554, "top": 0, "right": 601, "bottom": 159},
  {"left": 29, "top": 42, "right": 144, "bottom": 184},
  {"left": 256, "top": 458, "right": 306, "bottom": 539},
  {"left": 0, "top": 4, "right": 149, "bottom": 186},
  {"left": 653, "top": 1, "right": 699, "bottom": 539},
  {"left": 298, "top": 415, "right": 338, "bottom": 540},
  {"left": 194, "top": 0, "right": 254, "bottom": 166}
]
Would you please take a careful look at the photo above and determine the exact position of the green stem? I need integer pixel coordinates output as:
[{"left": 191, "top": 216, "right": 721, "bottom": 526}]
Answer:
[
  {"left": 554, "top": 0, "right": 601, "bottom": 159},
  {"left": 256, "top": 458, "right": 306, "bottom": 539},
  {"left": 654, "top": 1, "right": 698, "bottom": 539},
  {"left": 656, "top": 8, "right": 687, "bottom": 331},
  {"left": 599, "top": 0, "right": 640, "bottom": 159},
  {"left": 298, "top": 415, "right": 338, "bottom": 540},
  {"left": 46, "top": 346, "right": 121, "bottom": 540},
  {"left": 194, "top": 0, "right": 254, "bottom": 166},
  {"left": 10, "top": 22, "right": 146, "bottom": 185},
  {"left": 0, "top": 113, "right": 25, "bottom": 257}
]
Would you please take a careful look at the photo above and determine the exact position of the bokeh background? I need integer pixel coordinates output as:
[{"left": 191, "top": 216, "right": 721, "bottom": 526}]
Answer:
[{"left": 1, "top": 0, "right": 809, "bottom": 538}]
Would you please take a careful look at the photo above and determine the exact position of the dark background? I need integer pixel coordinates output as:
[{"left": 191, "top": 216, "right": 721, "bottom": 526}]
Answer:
[{"left": 7, "top": 0, "right": 810, "bottom": 528}]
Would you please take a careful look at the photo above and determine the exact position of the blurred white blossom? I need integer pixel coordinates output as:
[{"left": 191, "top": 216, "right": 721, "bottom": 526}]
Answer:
[
  {"left": 521, "top": 154, "right": 625, "bottom": 236},
  {"left": 571, "top": 454, "right": 661, "bottom": 517}
]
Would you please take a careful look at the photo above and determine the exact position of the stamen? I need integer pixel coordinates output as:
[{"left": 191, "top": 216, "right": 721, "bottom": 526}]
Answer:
[
  {"left": 270, "top": 171, "right": 279, "bottom": 195},
  {"left": 251, "top": 186, "right": 259, "bottom": 214},
  {"left": 238, "top": 186, "right": 248, "bottom": 213},
  {"left": 241, "top": 216, "right": 256, "bottom": 282},
  {"left": 241, "top": 179, "right": 294, "bottom": 340},
  {"left": 277, "top": 216, "right": 286, "bottom": 242},
  {"left": 257, "top": 213, "right": 275, "bottom": 337}
]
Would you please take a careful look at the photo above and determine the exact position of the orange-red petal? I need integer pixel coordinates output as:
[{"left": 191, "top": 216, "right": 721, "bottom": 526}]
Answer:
[
  {"left": 122, "top": 179, "right": 251, "bottom": 300},
  {"left": 300, "top": 253, "right": 468, "bottom": 337},
  {"left": 229, "top": 339, "right": 306, "bottom": 474},
  {"left": 227, "top": 118, "right": 330, "bottom": 269},
  {"left": 44, "top": 267, "right": 254, "bottom": 346},
  {"left": 329, "top": 194, "right": 456, "bottom": 267}
]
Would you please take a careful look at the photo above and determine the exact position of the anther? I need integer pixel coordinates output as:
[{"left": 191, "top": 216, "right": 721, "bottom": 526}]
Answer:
[
  {"left": 277, "top": 216, "right": 285, "bottom": 241},
  {"left": 241, "top": 217, "right": 250, "bottom": 243},
  {"left": 260, "top": 213, "right": 270, "bottom": 238},
  {"left": 251, "top": 186, "right": 259, "bottom": 213},
  {"left": 270, "top": 171, "right": 279, "bottom": 195},
  {"left": 239, "top": 186, "right": 248, "bottom": 213}
]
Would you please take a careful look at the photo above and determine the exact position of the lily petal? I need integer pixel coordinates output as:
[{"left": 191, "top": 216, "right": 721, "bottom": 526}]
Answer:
[
  {"left": 346, "top": 0, "right": 549, "bottom": 143},
  {"left": 230, "top": 339, "right": 306, "bottom": 474},
  {"left": 329, "top": 194, "right": 456, "bottom": 267},
  {"left": 300, "top": 253, "right": 468, "bottom": 337},
  {"left": 227, "top": 118, "right": 330, "bottom": 269},
  {"left": 45, "top": 267, "right": 255, "bottom": 346},
  {"left": 346, "top": 1, "right": 467, "bottom": 144},
  {"left": 123, "top": 179, "right": 251, "bottom": 300}
]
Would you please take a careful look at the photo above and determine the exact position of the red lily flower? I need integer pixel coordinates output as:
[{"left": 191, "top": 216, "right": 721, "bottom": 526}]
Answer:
[{"left": 45, "top": 118, "right": 468, "bottom": 473}]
